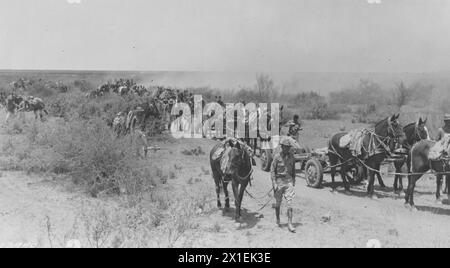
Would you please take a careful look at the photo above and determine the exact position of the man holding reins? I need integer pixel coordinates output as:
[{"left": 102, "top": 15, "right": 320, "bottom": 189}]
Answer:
[{"left": 271, "top": 136, "right": 297, "bottom": 233}]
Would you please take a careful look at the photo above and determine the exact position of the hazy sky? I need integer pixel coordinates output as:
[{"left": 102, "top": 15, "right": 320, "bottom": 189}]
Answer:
[{"left": 0, "top": 0, "right": 449, "bottom": 72}]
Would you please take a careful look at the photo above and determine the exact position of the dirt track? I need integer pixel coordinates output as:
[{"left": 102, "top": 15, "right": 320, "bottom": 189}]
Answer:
[{"left": 2, "top": 136, "right": 450, "bottom": 248}]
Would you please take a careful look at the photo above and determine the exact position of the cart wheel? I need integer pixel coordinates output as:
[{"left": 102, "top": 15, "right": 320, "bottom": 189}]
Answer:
[
  {"left": 346, "top": 164, "right": 365, "bottom": 185},
  {"left": 261, "top": 149, "right": 273, "bottom": 172},
  {"left": 305, "top": 158, "right": 324, "bottom": 188}
]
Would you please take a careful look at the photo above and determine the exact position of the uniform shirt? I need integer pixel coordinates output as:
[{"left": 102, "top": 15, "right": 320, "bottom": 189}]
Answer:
[
  {"left": 436, "top": 124, "right": 450, "bottom": 141},
  {"left": 271, "top": 151, "right": 295, "bottom": 185}
]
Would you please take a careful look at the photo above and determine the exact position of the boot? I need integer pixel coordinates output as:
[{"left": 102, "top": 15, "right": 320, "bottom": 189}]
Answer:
[
  {"left": 287, "top": 208, "right": 296, "bottom": 233},
  {"left": 275, "top": 207, "right": 281, "bottom": 227}
]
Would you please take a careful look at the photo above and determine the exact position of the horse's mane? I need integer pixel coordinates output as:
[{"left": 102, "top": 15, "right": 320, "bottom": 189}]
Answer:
[
  {"left": 374, "top": 116, "right": 389, "bottom": 128},
  {"left": 404, "top": 122, "right": 416, "bottom": 130}
]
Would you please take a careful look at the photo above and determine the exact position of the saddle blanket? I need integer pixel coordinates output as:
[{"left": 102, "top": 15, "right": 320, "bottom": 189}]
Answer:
[{"left": 429, "top": 134, "right": 450, "bottom": 160}]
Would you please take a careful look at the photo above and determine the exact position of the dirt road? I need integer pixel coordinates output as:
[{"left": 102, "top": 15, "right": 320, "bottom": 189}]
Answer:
[{"left": 1, "top": 136, "right": 450, "bottom": 247}]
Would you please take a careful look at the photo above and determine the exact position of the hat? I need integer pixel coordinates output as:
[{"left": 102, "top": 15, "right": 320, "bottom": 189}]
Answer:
[
  {"left": 279, "top": 136, "right": 292, "bottom": 147},
  {"left": 445, "top": 114, "right": 450, "bottom": 121}
]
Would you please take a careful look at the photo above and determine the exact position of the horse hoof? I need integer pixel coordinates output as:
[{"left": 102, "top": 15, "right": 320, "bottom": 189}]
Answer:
[
  {"left": 436, "top": 198, "right": 443, "bottom": 204},
  {"left": 404, "top": 203, "right": 411, "bottom": 209},
  {"left": 411, "top": 206, "right": 418, "bottom": 212},
  {"left": 370, "top": 195, "right": 378, "bottom": 200}
]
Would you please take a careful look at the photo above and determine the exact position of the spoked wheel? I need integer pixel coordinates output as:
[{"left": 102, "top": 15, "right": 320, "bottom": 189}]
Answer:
[
  {"left": 304, "top": 158, "right": 324, "bottom": 188},
  {"left": 261, "top": 149, "right": 273, "bottom": 172},
  {"left": 346, "top": 164, "right": 366, "bottom": 185}
]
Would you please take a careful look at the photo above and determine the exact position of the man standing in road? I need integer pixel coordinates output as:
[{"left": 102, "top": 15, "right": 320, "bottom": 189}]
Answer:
[{"left": 270, "top": 137, "right": 297, "bottom": 233}]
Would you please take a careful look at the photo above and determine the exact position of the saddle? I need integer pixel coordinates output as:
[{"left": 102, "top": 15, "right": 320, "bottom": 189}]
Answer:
[
  {"left": 338, "top": 129, "right": 369, "bottom": 157},
  {"left": 429, "top": 134, "right": 450, "bottom": 161}
]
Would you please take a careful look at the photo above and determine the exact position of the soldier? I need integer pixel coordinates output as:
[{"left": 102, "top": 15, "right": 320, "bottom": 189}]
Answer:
[
  {"left": 271, "top": 137, "right": 297, "bottom": 233},
  {"left": 436, "top": 114, "right": 450, "bottom": 141},
  {"left": 126, "top": 106, "right": 148, "bottom": 158},
  {"left": 436, "top": 114, "right": 450, "bottom": 193},
  {"left": 286, "top": 115, "right": 302, "bottom": 141}
]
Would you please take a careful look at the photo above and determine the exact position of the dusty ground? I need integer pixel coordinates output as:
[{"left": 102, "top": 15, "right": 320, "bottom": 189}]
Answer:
[{"left": 1, "top": 118, "right": 450, "bottom": 248}]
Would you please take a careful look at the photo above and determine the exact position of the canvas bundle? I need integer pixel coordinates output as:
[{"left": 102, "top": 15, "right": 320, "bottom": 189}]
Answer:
[{"left": 429, "top": 134, "right": 450, "bottom": 161}]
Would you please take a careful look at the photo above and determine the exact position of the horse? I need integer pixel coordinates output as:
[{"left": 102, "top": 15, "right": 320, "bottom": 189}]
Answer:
[
  {"left": 18, "top": 97, "right": 48, "bottom": 121},
  {"left": 210, "top": 139, "right": 253, "bottom": 221},
  {"left": 391, "top": 118, "right": 429, "bottom": 193},
  {"left": 4, "top": 94, "right": 25, "bottom": 123},
  {"left": 373, "top": 118, "right": 430, "bottom": 192},
  {"left": 328, "top": 114, "right": 406, "bottom": 197},
  {"left": 405, "top": 138, "right": 450, "bottom": 209}
]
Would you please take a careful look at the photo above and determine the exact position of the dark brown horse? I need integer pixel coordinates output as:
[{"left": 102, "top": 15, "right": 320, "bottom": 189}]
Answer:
[
  {"left": 328, "top": 115, "right": 406, "bottom": 197},
  {"left": 406, "top": 139, "right": 450, "bottom": 209},
  {"left": 391, "top": 118, "right": 429, "bottom": 193},
  {"left": 210, "top": 140, "right": 253, "bottom": 221}
]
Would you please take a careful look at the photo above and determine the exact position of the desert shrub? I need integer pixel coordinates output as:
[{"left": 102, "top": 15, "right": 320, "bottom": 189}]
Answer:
[
  {"left": 73, "top": 80, "right": 94, "bottom": 92},
  {"left": 27, "top": 80, "right": 57, "bottom": 98},
  {"left": 0, "top": 116, "right": 154, "bottom": 196},
  {"left": 330, "top": 79, "right": 388, "bottom": 106},
  {"left": 353, "top": 104, "right": 399, "bottom": 124},
  {"left": 47, "top": 91, "right": 85, "bottom": 119},
  {"left": 307, "top": 102, "right": 339, "bottom": 120}
]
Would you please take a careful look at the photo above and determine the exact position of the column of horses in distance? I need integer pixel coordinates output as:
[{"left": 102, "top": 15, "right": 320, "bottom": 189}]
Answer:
[{"left": 169, "top": 95, "right": 280, "bottom": 144}]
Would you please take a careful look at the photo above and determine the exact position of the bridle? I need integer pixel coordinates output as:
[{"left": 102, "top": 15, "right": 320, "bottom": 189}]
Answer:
[
  {"left": 226, "top": 144, "right": 253, "bottom": 182},
  {"left": 372, "top": 117, "right": 403, "bottom": 153},
  {"left": 414, "top": 122, "right": 427, "bottom": 141}
]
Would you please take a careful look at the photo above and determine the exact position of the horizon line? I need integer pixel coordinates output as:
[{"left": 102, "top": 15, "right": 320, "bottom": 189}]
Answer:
[{"left": 0, "top": 69, "right": 444, "bottom": 74}]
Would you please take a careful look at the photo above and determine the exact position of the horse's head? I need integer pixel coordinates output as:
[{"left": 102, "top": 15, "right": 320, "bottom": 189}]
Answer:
[
  {"left": 376, "top": 114, "right": 406, "bottom": 150},
  {"left": 403, "top": 117, "right": 429, "bottom": 146},
  {"left": 415, "top": 117, "right": 429, "bottom": 141},
  {"left": 222, "top": 140, "right": 248, "bottom": 181}
]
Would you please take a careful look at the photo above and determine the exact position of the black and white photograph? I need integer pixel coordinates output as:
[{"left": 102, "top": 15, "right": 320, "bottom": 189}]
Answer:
[{"left": 1, "top": 0, "right": 450, "bottom": 250}]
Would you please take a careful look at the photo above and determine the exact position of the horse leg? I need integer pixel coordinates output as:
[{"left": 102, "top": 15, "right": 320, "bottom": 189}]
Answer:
[
  {"left": 405, "top": 175, "right": 420, "bottom": 209},
  {"left": 393, "top": 162, "right": 400, "bottom": 193},
  {"left": 339, "top": 164, "right": 350, "bottom": 192},
  {"left": 215, "top": 177, "right": 222, "bottom": 208},
  {"left": 223, "top": 181, "right": 230, "bottom": 210},
  {"left": 375, "top": 162, "right": 386, "bottom": 188},
  {"left": 231, "top": 180, "right": 240, "bottom": 221},
  {"left": 444, "top": 175, "right": 448, "bottom": 194},
  {"left": 236, "top": 180, "right": 249, "bottom": 221},
  {"left": 367, "top": 169, "right": 376, "bottom": 198},
  {"left": 436, "top": 174, "right": 443, "bottom": 202},
  {"left": 393, "top": 161, "right": 403, "bottom": 192},
  {"left": 328, "top": 154, "right": 339, "bottom": 192}
]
